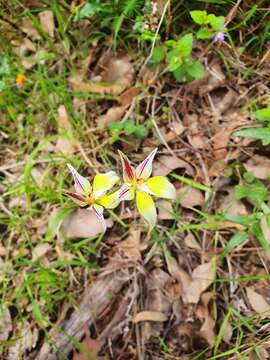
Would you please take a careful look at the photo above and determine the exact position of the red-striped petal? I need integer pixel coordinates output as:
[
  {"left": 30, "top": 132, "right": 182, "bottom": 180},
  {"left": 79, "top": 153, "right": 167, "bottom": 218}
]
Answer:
[
  {"left": 118, "top": 150, "right": 135, "bottom": 182},
  {"left": 67, "top": 163, "right": 91, "bottom": 195},
  {"left": 64, "top": 191, "right": 87, "bottom": 206},
  {"left": 91, "top": 204, "right": 106, "bottom": 231},
  {"left": 135, "top": 148, "right": 157, "bottom": 180}
]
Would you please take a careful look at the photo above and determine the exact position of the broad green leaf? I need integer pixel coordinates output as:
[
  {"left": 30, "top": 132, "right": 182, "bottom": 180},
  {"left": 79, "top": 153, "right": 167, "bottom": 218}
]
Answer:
[
  {"left": 175, "top": 33, "right": 193, "bottom": 58},
  {"left": 206, "top": 14, "right": 216, "bottom": 24},
  {"left": 109, "top": 122, "right": 123, "bottom": 131},
  {"left": 173, "top": 65, "right": 188, "bottom": 82},
  {"left": 123, "top": 119, "right": 137, "bottom": 135},
  {"left": 190, "top": 10, "right": 207, "bottom": 25},
  {"left": 196, "top": 27, "right": 213, "bottom": 40},
  {"left": 210, "top": 16, "right": 225, "bottom": 30},
  {"left": 220, "top": 232, "right": 248, "bottom": 260},
  {"left": 253, "top": 106, "right": 270, "bottom": 122},
  {"left": 234, "top": 127, "right": 270, "bottom": 145},
  {"left": 186, "top": 61, "right": 204, "bottom": 79},
  {"left": 74, "top": 0, "right": 102, "bottom": 21},
  {"left": 150, "top": 46, "right": 167, "bottom": 65},
  {"left": 134, "top": 125, "right": 148, "bottom": 139}
]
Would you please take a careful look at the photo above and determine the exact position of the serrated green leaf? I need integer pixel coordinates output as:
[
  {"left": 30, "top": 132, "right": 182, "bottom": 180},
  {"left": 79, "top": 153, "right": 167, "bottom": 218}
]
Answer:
[
  {"left": 196, "top": 27, "right": 213, "bottom": 40},
  {"left": 190, "top": 10, "right": 207, "bottom": 25},
  {"left": 186, "top": 61, "right": 204, "bottom": 79},
  {"left": 167, "top": 49, "right": 183, "bottom": 71},
  {"left": 234, "top": 127, "right": 270, "bottom": 145},
  {"left": 175, "top": 33, "right": 193, "bottom": 58},
  {"left": 210, "top": 16, "right": 225, "bottom": 30}
]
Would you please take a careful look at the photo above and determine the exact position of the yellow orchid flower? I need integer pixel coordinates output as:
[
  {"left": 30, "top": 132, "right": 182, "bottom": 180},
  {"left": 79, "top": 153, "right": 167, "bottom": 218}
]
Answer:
[
  {"left": 116, "top": 148, "right": 176, "bottom": 230},
  {"left": 64, "top": 163, "right": 119, "bottom": 231}
]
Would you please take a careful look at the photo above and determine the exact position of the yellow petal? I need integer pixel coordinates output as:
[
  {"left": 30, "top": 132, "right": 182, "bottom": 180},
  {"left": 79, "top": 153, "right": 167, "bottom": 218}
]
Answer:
[
  {"left": 97, "top": 189, "right": 121, "bottom": 209},
  {"left": 136, "top": 190, "right": 157, "bottom": 230},
  {"left": 135, "top": 148, "right": 157, "bottom": 180},
  {"left": 93, "top": 171, "right": 119, "bottom": 198},
  {"left": 67, "top": 163, "right": 91, "bottom": 195},
  {"left": 145, "top": 176, "right": 176, "bottom": 199}
]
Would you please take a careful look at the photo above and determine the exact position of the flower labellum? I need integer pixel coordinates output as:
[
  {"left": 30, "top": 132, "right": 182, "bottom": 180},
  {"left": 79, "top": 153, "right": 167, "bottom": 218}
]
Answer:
[
  {"left": 64, "top": 163, "right": 119, "bottom": 231},
  {"left": 116, "top": 148, "right": 176, "bottom": 230},
  {"left": 214, "top": 32, "right": 225, "bottom": 43}
]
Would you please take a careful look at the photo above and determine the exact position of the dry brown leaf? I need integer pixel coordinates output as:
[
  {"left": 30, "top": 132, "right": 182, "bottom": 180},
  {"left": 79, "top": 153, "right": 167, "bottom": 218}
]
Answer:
[
  {"left": 244, "top": 155, "right": 270, "bottom": 180},
  {"left": 119, "top": 86, "right": 140, "bottom": 106},
  {"left": 153, "top": 155, "right": 194, "bottom": 177},
  {"left": 101, "top": 55, "right": 134, "bottom": 84},
  {"left": 12, "top": 38, "right": 36, "bottom": 58},
  {"left": 8, "top": 321, "right": 38, "bottom": 360},
  {"left": 68, "top": 55, "right": 134, "bottom": 96},
  {"left": 185, "top": 258, "right": 216, "bottom": 304},
  {"left": 166, "top": 256, "right": 191, "bottom": 301},
  {"left": 222, "top": 321, "right": 233, "bottom": 343},
  {"left": 189, "top": 134, "right": 208, "bottom": 150},
  {"left": 38, "top": 10, "right": 55, "bottom": 38},
  {"left": 133, "top": 311, "right": 168, "bottom": 323},
  {"left": 164, "top": 121, "right": 185, "bottom": 143},
  {"left": 184, "top": 232, "right": 201, "bottom": 250},
  {"left": 118, "top": 228, "right": 141, "bottom": 261},
  {"left": 73, "top": 330, "right": 107, "bottom": 360},
  {"left": 196, "top": 293, "right": 216, "bottom": 346},
  {"left": 98, "top": 106, "right": 126, "bottom": 129},
  {"left": 157, "top": 200, "right": 174, "bottom": 220},
  {"left": 56, "top": 105, "right": 76, "bottom": 155},
  {"left": 246, "top": 287, "right": 270, "bottom": 318},
  {"left": 0, "top": 307, "right": 12, "bottom": 341},
  {"left": 212, "top": 129, "right": 230, "bottom": 160},
  {"left": 146, "top": 269, "right": 174, "bottom": 318},
  {"left": 32, "top": 243, "right": 51, "bottom": 261},
  {"left": 31, "top": 166, "right": 46, "bottom": 188},
  {"left": 178, "top": 186, "right": 204, "bottom": 208},
  {"left": 21, "top": 17, "right": 41, "bottom": 40},
  {"left": 213, "top": 88, "right": 238, "bottom": 114},
  {"left": 61, "top": 208, "right": 104, "bottom": 238},
  {"left": 68, "top": 76, "right": 126, "bottom": 95},
  {"left": 190, "top": 61, "right": 226, "bottom": 96},
  {"left": 220, "top": 189, "right": 247, "bottom": 216}
]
